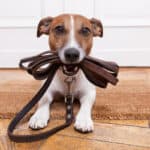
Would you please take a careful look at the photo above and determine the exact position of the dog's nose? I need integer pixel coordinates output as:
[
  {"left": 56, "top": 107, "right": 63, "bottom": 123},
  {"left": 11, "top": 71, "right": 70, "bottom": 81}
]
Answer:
[{"left": 64, "top": 48, "right": 80, "bottom": 62}]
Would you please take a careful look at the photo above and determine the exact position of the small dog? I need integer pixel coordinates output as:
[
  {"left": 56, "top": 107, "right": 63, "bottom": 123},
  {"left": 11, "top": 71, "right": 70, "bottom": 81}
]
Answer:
[{"left": 29, "top": 14, "right": 103, "bottom": 132}]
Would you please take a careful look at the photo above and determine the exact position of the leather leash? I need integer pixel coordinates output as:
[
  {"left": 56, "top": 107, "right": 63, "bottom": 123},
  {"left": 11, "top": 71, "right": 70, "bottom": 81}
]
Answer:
[{"left": 7, "top": 51, "right": 119, "bottom": 143}]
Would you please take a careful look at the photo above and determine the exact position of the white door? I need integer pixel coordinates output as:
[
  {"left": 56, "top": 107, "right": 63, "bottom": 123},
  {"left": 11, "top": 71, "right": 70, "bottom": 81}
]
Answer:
[{"left": 0, "top": 0, "right": 150, "bottom": 67}]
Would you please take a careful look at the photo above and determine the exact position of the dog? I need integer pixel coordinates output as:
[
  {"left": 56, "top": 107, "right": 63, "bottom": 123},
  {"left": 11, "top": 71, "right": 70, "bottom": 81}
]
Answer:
[{"left": 29, "top": 14, "right": 103, "bottom": 132}]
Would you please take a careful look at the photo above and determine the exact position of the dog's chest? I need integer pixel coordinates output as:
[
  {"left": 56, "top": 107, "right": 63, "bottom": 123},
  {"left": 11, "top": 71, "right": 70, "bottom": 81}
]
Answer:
[{"left": 54, "top": 69, "right": 85, "bottom": 96}]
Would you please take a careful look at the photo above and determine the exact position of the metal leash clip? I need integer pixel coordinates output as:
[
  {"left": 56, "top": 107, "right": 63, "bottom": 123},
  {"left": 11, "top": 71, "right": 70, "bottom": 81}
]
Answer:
[{"left": 64, "top": 76, "right": 76, "bottom": 103}]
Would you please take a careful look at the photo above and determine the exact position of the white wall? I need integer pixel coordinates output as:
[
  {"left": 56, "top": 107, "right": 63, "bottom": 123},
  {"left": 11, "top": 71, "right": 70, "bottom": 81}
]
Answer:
[{"left": 0, "top": 0, "right": 150, "bottom": 67}]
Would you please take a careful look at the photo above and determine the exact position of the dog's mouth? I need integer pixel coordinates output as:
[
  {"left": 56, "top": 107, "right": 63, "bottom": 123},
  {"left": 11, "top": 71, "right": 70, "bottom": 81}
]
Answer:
[
  {"left": 62, "top": 64, "right": 79, "bottom": 76},
  {"left": 57, "top": 47, "right": 86, "bottom": 76}
]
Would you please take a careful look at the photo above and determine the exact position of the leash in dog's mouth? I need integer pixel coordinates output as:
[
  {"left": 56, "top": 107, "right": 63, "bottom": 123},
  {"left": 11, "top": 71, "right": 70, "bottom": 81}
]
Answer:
[
  {"left": 62, "top": 65, "right": 79, "bottom": 76},
  {"left": 8, "top": 50, "right": 119, "bottom": 142}
]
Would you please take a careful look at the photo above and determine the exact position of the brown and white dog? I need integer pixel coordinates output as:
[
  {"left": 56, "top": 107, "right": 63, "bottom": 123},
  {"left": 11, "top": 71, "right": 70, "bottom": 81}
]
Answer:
[{"left": 29, "top": 14, "right": 103, "bottom": 132}]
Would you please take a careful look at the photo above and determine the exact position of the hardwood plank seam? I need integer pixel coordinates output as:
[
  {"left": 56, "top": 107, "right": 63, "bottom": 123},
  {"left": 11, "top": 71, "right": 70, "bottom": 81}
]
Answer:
[
  {"left": 94, "top": 122, "right": 150, "bottom": 129},
  {"left": 56, "top": 133, "right": 150, "bottom": 149}
]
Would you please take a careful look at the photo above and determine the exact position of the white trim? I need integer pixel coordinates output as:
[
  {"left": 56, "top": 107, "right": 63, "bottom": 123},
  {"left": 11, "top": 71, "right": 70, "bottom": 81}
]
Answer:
[
  {"left": 0, "top": 49, "right": 150, "bottom": 68},
  {"left": 1, "top": 18, "right": 150, "bottom": 28},
  {"left": 102, "top": 18, "right": 150, "bottom": 27},
  {"left": 1, "top": 18, "right": 149, "bottom": 28}
]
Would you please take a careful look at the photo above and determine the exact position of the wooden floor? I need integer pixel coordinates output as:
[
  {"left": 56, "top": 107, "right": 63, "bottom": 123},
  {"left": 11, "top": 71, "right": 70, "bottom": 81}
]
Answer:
[
  {"left": 0, "top": 68, "right": 150, "bottom": 149},
  {"left": 0, "top": 119, "right": 150, "bottom": 150}
]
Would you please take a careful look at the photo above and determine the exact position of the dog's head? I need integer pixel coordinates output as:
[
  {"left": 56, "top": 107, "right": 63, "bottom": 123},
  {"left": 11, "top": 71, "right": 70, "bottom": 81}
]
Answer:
[{"left": 37, "top": 14, "right": 103, "bottom": 64}]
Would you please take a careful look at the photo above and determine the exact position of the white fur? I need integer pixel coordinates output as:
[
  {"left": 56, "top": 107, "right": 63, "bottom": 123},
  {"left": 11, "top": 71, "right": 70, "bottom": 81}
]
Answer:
[
  {"left": 29, "top": 15, "right": 96, "bottom": 132},
  {"left": 70, "top": 15, "right": 77, "bottom": 48}
]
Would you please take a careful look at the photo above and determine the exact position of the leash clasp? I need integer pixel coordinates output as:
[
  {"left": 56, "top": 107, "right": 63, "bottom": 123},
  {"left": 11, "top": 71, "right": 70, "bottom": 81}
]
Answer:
[{"left": 64, "top": 76, "right": 75, "bottom": 103}]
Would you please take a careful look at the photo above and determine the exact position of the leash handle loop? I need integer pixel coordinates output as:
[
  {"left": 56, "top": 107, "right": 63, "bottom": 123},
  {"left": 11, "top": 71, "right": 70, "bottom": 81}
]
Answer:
[{"left": 7, "top": 64, "right": 74, "bottom": 142}]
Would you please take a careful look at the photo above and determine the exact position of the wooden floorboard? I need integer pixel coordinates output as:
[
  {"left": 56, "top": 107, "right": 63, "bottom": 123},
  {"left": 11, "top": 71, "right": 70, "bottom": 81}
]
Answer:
[
  {"left": 57, "top": 123, "right": 150, "bottom": 147},
  {"left": 40, "top": 134, "right": 150, "bottom": 150},
  {"left": 0, "top": 119, "right": 150, "bottom": 150},
  {"left": 95, "top": 120, "right": 150, "bottom": 127}
]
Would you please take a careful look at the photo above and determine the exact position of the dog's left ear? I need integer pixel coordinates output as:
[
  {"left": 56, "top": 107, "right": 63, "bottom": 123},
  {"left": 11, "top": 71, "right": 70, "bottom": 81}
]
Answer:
[
  {"left": 90, "top": 18, "right": 103, "bottom": 37},
  {"left": 37, "top": 17, "right": 53, "bottom": 37}
]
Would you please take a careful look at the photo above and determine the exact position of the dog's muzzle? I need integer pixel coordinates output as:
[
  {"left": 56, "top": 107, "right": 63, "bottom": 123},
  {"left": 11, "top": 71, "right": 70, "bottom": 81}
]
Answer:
[
  {"left": 64, "top": 48, "right": 80, "bottom": 63},
  {"left": 62, "top": 48, "right": 80, "bottom": 76}
]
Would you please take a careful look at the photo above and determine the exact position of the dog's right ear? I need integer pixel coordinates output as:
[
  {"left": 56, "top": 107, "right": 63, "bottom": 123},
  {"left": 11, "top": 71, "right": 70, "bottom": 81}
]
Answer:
[
  {"left": 90, "top": 18, "right": 103, "bottom": 37},
  {"left": 37, "top": 17, "right": 53, "bottom": 37}
]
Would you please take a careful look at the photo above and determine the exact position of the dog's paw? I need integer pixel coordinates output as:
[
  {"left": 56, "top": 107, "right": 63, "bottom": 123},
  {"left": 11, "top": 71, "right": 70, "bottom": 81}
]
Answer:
[
  {"left": 74, "top": 115, "right": 94, "bottom": 133},
  {"left": 29, "top": 109, "right": 49, "bottom": 129}
]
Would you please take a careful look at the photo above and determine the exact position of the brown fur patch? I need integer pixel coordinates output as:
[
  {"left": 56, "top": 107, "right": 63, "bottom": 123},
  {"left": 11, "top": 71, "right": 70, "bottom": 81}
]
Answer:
[
  {"left": 74, "top": 15, "right": 93, "bottom": 55},
  {"left": 49, "top": 14, "right": 71, "bottom": 51}
]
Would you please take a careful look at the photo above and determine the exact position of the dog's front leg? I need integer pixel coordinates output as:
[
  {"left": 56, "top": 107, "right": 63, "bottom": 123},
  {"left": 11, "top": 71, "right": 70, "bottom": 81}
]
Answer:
[
  {"left": 29, "top": 90, "right": 53, "bottom": 129},
  {"left": 74, "top": 86, "right": 96, "bottom": 132}
]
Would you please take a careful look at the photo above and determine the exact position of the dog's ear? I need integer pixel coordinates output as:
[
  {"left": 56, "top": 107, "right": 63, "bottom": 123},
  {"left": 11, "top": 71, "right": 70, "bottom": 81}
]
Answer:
[
  {"left": 90, "top": 18, "right": 103, "bottom": 37},
  {"left": 37, "top": 17, "right": 53, "bottom": 37}
]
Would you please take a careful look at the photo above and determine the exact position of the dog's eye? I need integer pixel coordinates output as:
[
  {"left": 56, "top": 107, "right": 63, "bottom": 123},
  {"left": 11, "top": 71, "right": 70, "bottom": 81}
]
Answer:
[
  {"left": 54, "top": 25, "right": 65, "bottom": 35},
  {"left": 80, "top": 27, "right": 91, "bottom": 36}
]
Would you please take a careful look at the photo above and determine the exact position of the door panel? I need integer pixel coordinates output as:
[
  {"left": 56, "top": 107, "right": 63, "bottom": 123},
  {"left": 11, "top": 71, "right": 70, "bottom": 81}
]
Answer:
[{"left": 0, "top": 0, "right": 150, "bottom": 67}]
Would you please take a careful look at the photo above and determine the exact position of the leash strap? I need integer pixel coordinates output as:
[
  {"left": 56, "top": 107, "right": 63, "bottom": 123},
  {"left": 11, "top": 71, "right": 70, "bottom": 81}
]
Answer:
[
  {"left": 7, "top": 64, "right": 74, "bottom": 142},
  {"left": 7, "top": 50, "right": 119, "bottom": 143}
]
